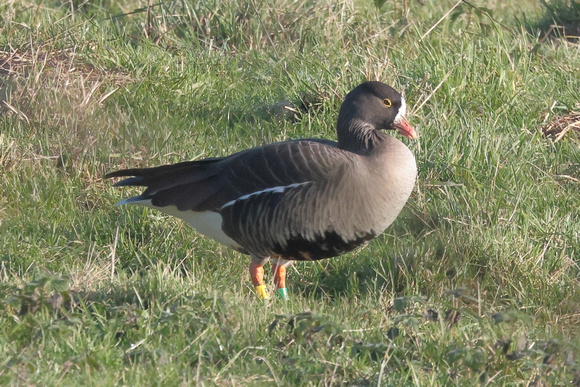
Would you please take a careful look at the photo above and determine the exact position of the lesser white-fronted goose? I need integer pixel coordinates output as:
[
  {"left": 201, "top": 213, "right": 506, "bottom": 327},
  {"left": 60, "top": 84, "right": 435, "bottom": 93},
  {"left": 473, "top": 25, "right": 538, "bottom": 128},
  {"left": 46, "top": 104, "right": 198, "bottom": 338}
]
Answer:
[{"left": 106, "top": 81, "right": 417, "bottom": 300}]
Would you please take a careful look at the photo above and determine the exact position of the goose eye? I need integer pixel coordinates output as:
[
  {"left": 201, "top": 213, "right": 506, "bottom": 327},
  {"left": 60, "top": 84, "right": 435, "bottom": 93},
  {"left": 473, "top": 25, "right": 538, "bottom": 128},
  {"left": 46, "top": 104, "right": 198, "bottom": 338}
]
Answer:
[{"left": 382, "top": 98, "right": 392, "bottom": 107}]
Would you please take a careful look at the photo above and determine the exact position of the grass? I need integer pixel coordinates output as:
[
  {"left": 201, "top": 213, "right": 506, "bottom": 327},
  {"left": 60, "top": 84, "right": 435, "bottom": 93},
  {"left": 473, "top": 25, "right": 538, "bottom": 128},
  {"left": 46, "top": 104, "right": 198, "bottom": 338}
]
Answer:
[{"left": 1, "top": 0, "right": 579, "bottom": 385}]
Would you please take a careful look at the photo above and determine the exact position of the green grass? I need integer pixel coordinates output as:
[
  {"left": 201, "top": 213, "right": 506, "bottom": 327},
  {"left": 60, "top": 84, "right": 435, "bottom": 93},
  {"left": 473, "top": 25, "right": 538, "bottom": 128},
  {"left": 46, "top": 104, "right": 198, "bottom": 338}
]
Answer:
[{"left": 1, "top": 0, "right": 579, "bottom": 385}]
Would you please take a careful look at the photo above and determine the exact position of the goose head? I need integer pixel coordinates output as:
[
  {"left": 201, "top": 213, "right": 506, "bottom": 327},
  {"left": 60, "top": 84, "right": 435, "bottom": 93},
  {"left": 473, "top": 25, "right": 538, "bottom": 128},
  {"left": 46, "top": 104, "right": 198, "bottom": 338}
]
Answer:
[{"left": 337, "top": 81, "right": 417, "bottom": 151}]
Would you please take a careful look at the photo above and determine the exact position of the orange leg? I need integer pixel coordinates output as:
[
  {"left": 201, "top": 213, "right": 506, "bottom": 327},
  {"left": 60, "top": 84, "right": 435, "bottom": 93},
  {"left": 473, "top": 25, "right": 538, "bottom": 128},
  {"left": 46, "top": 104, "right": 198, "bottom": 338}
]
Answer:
[
  {"left": 249, "top": 262, "right": 269, "bottom": 300},
  {"left": 272, "top": 264, "right": 286, "bottom": 288}
]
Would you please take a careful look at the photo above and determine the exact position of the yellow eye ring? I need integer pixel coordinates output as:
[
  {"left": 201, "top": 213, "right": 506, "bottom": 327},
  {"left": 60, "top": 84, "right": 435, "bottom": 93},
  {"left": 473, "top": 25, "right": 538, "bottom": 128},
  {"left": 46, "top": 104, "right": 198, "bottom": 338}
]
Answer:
[{"left": 382, "top": 98, "right": 392, "bottom": 107}]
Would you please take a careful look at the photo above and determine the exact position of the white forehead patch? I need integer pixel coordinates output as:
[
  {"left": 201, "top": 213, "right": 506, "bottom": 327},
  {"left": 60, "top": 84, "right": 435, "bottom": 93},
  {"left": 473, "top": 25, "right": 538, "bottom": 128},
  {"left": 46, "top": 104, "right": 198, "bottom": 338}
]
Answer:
[{"left": 394, "top": 97, "right": 407, "bottom": 124}]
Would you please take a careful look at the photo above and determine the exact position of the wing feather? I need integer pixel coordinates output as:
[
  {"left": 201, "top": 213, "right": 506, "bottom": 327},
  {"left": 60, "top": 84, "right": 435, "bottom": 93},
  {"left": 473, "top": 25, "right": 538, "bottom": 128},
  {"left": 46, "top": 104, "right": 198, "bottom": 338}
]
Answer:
[{"left": 106, "top": 139, "right": 349, "bottom": 212}]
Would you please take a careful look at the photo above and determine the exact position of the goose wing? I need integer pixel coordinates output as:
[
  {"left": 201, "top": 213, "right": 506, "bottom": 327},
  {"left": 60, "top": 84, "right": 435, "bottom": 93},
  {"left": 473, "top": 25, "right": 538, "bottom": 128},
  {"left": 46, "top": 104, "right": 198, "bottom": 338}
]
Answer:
[{"left": 106, "top": 139, "right": 349, "bottom": 213}]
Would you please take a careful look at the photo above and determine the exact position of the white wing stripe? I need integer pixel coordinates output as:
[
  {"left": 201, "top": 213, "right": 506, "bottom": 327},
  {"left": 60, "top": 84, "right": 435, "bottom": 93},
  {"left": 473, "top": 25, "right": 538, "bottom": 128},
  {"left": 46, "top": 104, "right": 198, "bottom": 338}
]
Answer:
[{"left": 221, "top": 182, "right": 311, "bottom": 209}]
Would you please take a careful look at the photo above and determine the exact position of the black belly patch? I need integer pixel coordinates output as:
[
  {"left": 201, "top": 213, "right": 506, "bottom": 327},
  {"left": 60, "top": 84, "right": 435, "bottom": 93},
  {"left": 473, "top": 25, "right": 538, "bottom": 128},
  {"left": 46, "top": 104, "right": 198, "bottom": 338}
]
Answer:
[{"left": 273, "top": 230, "right": 376, "bottom": 261}]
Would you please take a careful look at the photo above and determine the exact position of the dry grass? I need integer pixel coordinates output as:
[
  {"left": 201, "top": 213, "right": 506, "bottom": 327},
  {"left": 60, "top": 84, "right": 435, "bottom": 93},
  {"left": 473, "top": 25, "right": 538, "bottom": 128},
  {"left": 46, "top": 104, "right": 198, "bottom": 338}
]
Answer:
[
  {"left": 0, "top": 47, "right": 130, "bottom": 115},
  {"left": 0, "top": 46, "right": 134, "bottom": 178},
  {"left": 542, "top": 109, "right": 580, "bottom": 142}
]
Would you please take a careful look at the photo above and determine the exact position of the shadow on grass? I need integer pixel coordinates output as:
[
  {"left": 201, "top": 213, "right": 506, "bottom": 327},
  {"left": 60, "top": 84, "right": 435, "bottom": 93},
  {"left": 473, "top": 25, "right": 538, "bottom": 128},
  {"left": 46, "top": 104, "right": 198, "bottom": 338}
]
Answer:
[
  {"left": 295, "top": 208, "right": 443, "bottom": 300},
  {"left": 1, "top": 275, "right": 215, "bottom": 319},
  {"left": 523, "top": 0, "right": 580, "bottom": 42}
]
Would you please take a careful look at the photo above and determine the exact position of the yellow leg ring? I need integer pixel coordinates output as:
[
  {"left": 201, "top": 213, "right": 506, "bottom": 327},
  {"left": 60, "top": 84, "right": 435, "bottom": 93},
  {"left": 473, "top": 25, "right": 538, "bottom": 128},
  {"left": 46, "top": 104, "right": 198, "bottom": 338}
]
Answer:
[{"left": 255, "top": 285, "right": 269, "bottom": 300}]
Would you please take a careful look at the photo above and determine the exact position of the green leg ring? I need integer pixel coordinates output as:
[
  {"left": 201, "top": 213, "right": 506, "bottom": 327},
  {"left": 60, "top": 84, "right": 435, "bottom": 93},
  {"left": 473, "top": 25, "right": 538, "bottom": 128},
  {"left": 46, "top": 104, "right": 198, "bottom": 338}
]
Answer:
[{"left": 275, "top": 288, "right": 288, "bottom": 300}]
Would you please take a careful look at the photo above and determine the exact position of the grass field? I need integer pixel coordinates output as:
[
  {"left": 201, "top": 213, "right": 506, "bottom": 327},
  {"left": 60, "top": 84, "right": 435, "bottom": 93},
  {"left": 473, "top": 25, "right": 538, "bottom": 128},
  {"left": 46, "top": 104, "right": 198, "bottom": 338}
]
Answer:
[{"left": 1, "top": 0, "right": 579, "bottom": 385}]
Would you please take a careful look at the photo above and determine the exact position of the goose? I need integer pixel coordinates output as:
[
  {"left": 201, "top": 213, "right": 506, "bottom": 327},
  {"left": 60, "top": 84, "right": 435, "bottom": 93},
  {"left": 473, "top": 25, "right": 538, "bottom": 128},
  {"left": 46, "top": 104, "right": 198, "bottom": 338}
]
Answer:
[{"left": 106, "top": 81, "right": 417, "bottom": 300}]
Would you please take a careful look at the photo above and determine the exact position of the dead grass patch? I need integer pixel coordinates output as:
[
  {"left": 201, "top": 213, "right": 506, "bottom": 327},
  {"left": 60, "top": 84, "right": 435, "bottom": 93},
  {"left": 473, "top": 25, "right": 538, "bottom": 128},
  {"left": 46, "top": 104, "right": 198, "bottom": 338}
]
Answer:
[
  {"left": 0, "top": 47, "right": 134, "bottom": 177},
  {"left": 0, "top": 48, "right": 130, "bottom": 84},
  {"left": 541, "top": 110, "right": 580, "bottom": 142}
]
